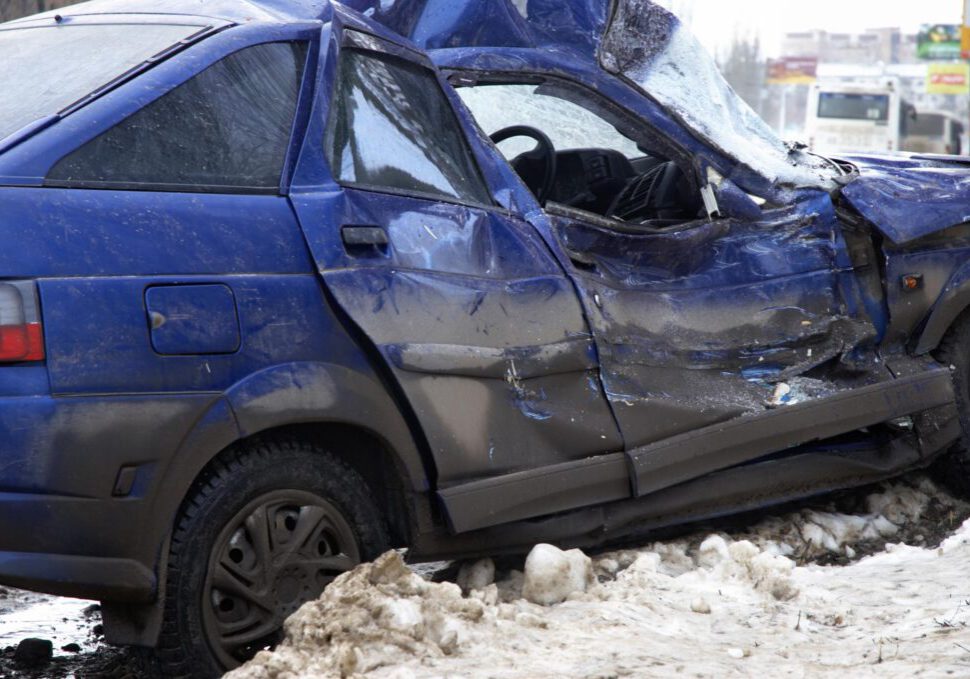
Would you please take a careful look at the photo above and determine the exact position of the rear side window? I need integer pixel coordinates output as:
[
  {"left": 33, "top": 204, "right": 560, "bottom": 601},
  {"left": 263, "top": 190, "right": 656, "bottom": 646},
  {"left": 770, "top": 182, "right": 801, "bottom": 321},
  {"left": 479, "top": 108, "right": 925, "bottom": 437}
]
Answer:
[
  {"left": 47, "top": 42, "right": 308, "bottom": 193},
  {"left": 325, "top": 48, "right": 492, "bottom": 205}
]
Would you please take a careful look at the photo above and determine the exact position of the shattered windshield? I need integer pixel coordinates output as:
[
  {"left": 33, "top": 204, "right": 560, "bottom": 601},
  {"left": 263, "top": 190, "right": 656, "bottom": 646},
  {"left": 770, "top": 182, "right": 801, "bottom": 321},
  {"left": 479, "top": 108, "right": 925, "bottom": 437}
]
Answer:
[
  {"left": 0, "top": 23, "right": 203, "bottom": 142},
  {"left": 600, "top": 0, "right": 839, "bottom": 189}
]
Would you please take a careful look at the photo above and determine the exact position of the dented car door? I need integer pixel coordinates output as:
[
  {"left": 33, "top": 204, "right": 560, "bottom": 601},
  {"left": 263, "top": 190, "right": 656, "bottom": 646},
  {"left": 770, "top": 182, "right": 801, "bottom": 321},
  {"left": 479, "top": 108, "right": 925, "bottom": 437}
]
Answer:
[
  {"left": 550, "top": 192, "right": 876, "bottom": 450},
  {"left": 289, "top": 16, "right": 622, "bottom": 486}
]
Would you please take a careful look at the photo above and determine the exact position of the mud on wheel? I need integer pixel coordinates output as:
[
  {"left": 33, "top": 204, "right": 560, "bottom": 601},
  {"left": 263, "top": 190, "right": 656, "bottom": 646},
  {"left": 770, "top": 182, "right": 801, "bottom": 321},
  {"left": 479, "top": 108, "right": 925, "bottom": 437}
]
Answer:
[
  {"left": 934, "top": 316, "right": 970, "bottom": 498},
  {"left": 152, "top": 439, "right": 390, "bottom": 679}
]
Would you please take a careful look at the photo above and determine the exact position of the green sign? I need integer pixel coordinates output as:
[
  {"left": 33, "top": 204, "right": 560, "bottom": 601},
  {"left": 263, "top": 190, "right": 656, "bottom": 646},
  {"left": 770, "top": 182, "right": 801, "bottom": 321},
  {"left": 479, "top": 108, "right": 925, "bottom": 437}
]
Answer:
[{"left": 918, "top": 24, "right": 963, "bottom": 60}]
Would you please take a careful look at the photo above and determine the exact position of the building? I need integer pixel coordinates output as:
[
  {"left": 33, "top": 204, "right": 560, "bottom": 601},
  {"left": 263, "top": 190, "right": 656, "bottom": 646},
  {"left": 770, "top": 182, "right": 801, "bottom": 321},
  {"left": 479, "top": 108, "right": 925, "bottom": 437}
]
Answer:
[{"left": 775, "top": 28, "right": 966, "bottom": 137}]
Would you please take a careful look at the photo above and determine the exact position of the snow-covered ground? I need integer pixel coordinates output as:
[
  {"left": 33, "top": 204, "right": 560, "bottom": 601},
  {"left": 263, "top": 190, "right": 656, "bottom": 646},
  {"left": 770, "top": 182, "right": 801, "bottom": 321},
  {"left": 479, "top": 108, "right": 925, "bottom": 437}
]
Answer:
[{"left": 227, "top": 475, "right": 970, "bottom": 679}]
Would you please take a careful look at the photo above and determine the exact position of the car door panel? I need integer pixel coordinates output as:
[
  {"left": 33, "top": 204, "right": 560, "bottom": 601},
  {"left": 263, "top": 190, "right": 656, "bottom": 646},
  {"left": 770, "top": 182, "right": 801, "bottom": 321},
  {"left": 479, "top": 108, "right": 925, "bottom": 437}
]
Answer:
[
  {"left": 291, "top": 26, "right": 622, "bottom": 486},
  {"left": 296, "top": 187, "right": 620, "bottom": 484}
]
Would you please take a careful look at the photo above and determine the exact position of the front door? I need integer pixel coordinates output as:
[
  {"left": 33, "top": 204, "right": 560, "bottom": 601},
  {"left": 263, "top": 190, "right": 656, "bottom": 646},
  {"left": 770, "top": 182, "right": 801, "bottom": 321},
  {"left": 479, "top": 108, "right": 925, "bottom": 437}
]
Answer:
[
  {"left": 289, "top": 18, "right": 621, "bottom": 486},
  {"left": 451, "top": 77, "right": 877, "bottom": 451}
]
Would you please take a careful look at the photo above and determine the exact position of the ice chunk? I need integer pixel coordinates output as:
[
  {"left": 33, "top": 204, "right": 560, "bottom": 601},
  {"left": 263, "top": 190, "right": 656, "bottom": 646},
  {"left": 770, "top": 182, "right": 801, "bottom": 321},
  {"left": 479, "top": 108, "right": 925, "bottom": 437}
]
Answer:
[
  {"left": 521, "top": 544, "right": 594, "bottom": 606},
  {"left": 456, "top": 558, "right": 495, "bottom": 594}
]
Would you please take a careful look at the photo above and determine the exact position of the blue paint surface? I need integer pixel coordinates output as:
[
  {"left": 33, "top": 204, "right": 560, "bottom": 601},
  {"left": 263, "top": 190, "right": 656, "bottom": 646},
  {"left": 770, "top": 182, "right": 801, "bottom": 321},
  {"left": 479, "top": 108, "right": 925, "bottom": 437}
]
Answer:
[
  {"left": 0, "top": 0, "right": 967, "bottom": 599},
  {"left": 145, "top": 284, "right": 241, "bottom": 356}
]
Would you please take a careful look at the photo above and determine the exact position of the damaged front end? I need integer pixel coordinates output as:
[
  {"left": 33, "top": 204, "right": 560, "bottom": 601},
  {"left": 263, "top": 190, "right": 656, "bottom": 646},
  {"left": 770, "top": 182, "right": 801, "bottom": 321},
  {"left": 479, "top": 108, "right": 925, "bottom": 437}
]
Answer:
[{"left": 343, "top": 0, "right": 962, "bottom": 550}]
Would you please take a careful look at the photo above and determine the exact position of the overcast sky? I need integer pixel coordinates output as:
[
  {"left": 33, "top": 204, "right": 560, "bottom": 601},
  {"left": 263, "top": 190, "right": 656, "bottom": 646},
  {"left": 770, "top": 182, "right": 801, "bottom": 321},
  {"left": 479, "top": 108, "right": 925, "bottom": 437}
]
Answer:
[{"left": 658, "top": 0, "right": 964, "bottom": 56}]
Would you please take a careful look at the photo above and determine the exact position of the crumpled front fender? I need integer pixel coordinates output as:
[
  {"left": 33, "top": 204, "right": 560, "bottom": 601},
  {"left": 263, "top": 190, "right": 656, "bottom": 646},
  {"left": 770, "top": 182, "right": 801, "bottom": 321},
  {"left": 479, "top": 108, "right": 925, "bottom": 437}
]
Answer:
[
  {"left": 841, "top": 155, "right": 970, "bottom": 245},
  {"left": 914, "top": 258, "right": 970, "bottom": 354}
]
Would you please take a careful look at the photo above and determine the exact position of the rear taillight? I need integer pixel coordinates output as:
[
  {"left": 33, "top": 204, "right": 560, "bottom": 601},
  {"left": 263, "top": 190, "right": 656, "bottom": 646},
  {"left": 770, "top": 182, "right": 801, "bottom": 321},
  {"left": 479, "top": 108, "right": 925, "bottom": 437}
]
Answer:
[{"left": 0, "top": 282, "right": 44, "bottom": 362}]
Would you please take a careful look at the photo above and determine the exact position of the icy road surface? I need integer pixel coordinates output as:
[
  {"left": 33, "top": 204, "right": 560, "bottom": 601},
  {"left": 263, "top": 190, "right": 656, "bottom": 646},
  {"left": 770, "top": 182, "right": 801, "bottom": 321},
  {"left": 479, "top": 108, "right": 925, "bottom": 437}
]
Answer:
[{"left": 229, "top": 476, "right": 970, "bottom": 679}]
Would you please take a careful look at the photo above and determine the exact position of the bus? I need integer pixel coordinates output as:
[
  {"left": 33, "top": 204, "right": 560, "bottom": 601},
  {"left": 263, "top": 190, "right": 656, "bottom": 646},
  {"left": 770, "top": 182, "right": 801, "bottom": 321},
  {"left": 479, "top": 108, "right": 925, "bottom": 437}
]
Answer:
[
  {"left": 901, "top": 110, "right": 966, "bottom": 156},
  {"left": 806, "top": 80, "right": 912, "bottom": 154}
]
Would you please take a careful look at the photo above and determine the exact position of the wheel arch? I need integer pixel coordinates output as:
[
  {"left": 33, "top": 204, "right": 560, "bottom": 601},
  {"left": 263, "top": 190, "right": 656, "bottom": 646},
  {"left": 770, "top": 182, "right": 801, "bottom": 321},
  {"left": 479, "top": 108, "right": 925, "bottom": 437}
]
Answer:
[
  {"left": 103, "top": 361, "right": 435, "bottom": 648},
  {"left": 915, "top": 264, "right": 970, "bottom": 355}
]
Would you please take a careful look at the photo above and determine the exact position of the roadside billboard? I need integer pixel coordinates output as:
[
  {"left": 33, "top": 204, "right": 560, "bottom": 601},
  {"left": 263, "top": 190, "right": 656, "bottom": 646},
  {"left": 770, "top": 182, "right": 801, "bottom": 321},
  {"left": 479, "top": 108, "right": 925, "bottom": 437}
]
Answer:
[
  {"left": 918, "top": 24, "right": 962, "bottom": 60},
  {"left": 766, "top": 57, "right": 818, "bottom": 85},
  {"left": 927, "top": 62, "right": 970, "bottom": 95}
]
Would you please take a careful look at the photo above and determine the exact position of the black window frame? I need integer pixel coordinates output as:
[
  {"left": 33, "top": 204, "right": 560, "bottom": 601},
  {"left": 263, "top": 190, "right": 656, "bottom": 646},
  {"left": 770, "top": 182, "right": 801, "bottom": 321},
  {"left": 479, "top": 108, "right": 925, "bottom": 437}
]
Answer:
[
  {"left": 324, "top": 36, "right": 497, "bottom": 211},
  {"left": 44, "top": 40, "right": 311, "bottom": 196}
]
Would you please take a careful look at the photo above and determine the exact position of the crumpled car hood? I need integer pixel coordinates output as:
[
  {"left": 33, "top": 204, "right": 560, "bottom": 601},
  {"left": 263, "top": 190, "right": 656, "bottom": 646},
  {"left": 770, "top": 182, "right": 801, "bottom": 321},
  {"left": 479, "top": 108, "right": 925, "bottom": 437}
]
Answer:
[{"left": 840, "top": 153, "right": 970, "bottom": 245}]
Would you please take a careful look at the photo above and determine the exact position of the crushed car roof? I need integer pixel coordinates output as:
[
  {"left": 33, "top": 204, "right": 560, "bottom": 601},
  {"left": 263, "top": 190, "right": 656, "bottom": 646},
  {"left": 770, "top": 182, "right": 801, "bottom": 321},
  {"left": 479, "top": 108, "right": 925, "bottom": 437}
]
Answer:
[{"left": 12, "top": 0, "right": 837, "bottom": 190}]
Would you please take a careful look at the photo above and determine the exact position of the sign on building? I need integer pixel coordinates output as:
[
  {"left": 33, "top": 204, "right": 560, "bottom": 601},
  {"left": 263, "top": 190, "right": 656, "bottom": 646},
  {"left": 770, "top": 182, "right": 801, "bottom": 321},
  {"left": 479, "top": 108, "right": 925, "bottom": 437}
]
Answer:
[
  {"left": 963, "top": 0, "right": 970, "bottom": 59},
  {"left": 918, "top": 24, "right": 963, "bottom": 60},
  {"left": 927, "top": 62, "right": 970, "bottom": 95},
  {"left": 766, "top": 57, "right": 818, "bottom": 85}
]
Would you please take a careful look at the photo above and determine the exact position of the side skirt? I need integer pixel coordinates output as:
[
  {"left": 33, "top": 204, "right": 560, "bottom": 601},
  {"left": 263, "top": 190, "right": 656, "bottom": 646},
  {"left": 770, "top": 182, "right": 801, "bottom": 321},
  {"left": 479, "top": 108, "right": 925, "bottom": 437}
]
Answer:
[
  {"left": 415, "top": 432, "right": 955, "bottom": 561},
  {"left": 438, "top": 367, "right": 956, "bottom": 534}
]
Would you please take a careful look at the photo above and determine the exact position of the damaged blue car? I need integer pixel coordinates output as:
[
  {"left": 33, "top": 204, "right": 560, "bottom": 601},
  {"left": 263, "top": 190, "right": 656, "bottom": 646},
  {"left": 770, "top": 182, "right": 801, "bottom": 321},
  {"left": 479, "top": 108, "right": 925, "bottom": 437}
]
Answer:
[{"left": 1, "top": 0, "right": 970, "bottom": 674}]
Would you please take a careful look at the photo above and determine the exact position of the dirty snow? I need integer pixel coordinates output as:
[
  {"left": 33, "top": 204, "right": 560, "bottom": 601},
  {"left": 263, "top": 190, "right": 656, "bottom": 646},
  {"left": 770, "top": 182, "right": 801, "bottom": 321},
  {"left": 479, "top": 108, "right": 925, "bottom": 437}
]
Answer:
[{"left": 228, "top": 476, "right": 970, "bottom": 678}]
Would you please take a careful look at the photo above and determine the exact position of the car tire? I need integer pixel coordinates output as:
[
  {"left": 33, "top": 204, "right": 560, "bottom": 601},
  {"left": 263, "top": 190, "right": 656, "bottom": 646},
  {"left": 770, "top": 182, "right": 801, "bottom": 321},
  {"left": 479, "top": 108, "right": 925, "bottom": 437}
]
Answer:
[
  {"left": 933, "top": 317, "right": 970, "bottom": 497},
  {"left": 150, "top": 437, "right": 390, "bottom": 679}
]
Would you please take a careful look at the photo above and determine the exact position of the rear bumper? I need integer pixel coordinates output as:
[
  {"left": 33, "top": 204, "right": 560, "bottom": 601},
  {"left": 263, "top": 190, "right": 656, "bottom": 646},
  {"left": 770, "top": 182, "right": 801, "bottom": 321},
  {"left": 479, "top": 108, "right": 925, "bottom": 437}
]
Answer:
[
  {"left": 0, "top": 547, "right": 154, "bottom": 602},
  {"left": 0, "top": 391, "right": 226, "bottom": 602}
]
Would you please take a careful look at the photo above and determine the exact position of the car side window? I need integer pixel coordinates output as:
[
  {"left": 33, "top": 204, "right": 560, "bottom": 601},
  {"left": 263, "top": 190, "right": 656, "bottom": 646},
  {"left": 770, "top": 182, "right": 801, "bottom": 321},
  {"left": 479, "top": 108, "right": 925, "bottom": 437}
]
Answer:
[
  {"left": 47, "top": 42, "right": 308, "bottom": 193},
  {"left": 325, "top": 48, "right": 492, "bottom": 206}
]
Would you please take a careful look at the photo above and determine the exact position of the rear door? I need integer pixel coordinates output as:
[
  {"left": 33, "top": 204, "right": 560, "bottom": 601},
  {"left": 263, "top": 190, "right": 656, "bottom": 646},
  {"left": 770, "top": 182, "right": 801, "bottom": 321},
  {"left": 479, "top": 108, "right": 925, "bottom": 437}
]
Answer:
[{"left": 289, "top": 18, "right": 621, "bottom": 486}]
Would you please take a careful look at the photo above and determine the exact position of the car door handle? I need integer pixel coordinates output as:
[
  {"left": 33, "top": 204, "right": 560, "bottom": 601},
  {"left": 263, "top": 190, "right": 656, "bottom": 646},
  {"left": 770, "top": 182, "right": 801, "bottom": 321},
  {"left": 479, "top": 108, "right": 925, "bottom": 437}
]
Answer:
[{"left": 341, "top": 225, "right": 389, "bottom": 247}]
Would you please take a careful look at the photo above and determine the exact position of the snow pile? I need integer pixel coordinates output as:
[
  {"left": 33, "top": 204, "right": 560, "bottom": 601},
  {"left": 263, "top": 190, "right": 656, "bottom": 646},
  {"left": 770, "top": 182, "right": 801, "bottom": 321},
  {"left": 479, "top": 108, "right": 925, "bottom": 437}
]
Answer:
[
  {"left": 724, "top": 475, "right": 949, "bottom": 562},
  {"left": 229, "top": 478, "right": 970, "bottom": 678},
  {"left": 225, "top": 551, "right": 491, "bottom": 679}
]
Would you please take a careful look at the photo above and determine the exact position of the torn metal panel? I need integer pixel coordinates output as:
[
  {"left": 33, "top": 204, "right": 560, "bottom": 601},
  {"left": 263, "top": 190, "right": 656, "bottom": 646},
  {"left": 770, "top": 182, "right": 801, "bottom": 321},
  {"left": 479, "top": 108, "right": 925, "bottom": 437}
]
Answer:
[
  {"left": 841, "top": 154, "right": 970, "bottom": 245},
  {"left": 345, "top": 0, "right": 608, "bottom": 54},
  {"left": 548, "top": 191, "right": 878, "bottom": 449}
]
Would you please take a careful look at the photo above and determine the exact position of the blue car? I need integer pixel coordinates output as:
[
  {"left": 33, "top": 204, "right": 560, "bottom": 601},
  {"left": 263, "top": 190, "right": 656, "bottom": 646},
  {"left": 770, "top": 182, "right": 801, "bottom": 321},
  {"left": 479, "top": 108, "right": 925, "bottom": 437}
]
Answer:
[{"left": 2, "top": 0, "right": 970, "bottom": 674}]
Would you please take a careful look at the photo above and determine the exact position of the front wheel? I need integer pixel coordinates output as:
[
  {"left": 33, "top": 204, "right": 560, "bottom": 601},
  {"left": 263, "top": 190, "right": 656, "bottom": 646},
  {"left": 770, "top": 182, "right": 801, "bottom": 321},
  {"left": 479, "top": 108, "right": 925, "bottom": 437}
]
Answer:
[
  {"left": 934, "top": 318, "right": 970, "bottom": 497},
  {"left": 152, "top": 438, "right": 390, "bottom": 678}
]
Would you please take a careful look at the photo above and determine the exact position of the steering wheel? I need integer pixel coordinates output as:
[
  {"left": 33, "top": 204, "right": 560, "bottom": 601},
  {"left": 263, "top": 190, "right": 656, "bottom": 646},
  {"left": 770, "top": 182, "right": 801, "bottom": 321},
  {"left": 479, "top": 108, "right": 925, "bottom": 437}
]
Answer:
[{"left": 490, "top": 125, "right": 557, "bottom": 206}]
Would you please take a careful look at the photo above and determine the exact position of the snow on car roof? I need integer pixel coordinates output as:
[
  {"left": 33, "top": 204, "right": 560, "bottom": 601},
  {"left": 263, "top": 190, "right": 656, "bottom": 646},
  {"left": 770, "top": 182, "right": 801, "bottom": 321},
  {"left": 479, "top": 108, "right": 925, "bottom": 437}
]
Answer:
[{"left": 599, "top": 0, "right": 838, "bottom": 188}]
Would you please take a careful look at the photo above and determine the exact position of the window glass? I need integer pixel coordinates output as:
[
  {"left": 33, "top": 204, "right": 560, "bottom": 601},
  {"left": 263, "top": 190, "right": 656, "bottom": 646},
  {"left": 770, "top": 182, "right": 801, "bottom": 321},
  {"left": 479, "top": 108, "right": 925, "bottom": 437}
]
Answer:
[
  {"left": 325, "top": 48, "right": 491, "bottom": 205},
  {"left": 458, "top": 84, "right": 642, "bottom": 160},
  {"left": 48, "top": 42, "right": 308, "bottom": 192},
  {"left": 908, "top": 113, "right": 946, "bottom": 137},
  {"left": 0, "top": 23, "right": 202, "bottom": 142},
  {"left": 817, "top": 93, "right": 890, "bottom": 122}
]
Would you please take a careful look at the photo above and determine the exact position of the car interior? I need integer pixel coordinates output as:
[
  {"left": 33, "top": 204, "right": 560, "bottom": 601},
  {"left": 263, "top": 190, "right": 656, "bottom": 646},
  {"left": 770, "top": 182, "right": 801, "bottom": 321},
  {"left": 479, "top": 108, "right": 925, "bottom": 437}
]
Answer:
[{"left": 456, "top": 80, "right": 705, "bottom": 229}]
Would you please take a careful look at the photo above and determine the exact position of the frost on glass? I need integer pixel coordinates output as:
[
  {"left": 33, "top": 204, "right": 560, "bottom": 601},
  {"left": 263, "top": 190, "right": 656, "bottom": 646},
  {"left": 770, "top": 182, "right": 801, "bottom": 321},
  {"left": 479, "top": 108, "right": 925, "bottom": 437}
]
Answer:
[
  {"left": 326, "top": 49, "right": 492, "bottom": 205},
  {"left": 0, "top": 24, "right": 199, "bottom": 142},
  {"left": 600, "top": 0, "right": 837, "bottom": 188}
]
